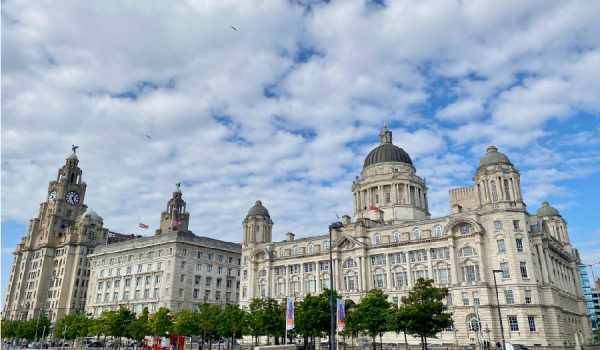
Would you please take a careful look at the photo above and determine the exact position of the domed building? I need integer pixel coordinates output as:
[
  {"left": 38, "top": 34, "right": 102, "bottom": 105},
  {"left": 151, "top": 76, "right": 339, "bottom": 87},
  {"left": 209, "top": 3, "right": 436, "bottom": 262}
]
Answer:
[{"left": 240, "top": 126, "right": 591, "bottom": 348}]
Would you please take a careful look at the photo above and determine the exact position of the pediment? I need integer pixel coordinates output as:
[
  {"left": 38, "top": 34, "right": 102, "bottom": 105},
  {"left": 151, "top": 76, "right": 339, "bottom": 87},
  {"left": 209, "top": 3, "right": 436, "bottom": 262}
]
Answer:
[{"left": 332, "top": 235, "right": 365, "bottom": 250}]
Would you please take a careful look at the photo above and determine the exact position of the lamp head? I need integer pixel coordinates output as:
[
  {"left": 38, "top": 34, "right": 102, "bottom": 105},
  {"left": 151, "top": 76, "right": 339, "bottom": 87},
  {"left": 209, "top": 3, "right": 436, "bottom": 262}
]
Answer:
[
  {"left": 329, "top": 221, "right": 344, "bottom": 230},
  {"left": 492, "top": 269, "right": 503, "bottom": 273}
]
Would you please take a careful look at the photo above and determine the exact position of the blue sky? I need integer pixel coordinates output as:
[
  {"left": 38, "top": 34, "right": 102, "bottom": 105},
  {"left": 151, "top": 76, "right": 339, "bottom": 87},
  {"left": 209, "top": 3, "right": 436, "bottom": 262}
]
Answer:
[{"left": 2, "top": 0, "right": 600, "bottom": 309}]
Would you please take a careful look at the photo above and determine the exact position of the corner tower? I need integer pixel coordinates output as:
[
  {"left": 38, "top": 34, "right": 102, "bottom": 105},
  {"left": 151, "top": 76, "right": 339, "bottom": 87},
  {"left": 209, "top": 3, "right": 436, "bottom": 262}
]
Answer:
[
  {"left": 352, "top": 125, "right": 430, "bottom": 222},
  {"left": 156, "top": 183, "right": 190, "bottom": 235},
  {"left": 242, "top": 200, "right": 273, "bottom": 244}
]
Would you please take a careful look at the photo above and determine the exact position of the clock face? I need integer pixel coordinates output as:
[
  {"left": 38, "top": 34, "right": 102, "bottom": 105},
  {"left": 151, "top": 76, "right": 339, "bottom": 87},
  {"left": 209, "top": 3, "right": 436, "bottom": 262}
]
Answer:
[
  {"left": 65, "top": 191, "right": 80, "bottom": 205},
  {"left": 48, "top": 191, "right": 57, "bottom": 204}
]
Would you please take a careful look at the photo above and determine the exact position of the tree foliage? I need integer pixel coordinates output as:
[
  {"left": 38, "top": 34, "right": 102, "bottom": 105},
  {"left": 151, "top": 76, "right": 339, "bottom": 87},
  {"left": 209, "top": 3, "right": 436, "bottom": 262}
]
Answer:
[
  {"left": 150, "top": 307, "right": 173, "bottom": 336},
  {"left": 128, "top": 307, "right": 151, "bottom": 341},
  {"left": 198, "top": 303, "right": 222, "bottom": 347},
  {"left": 400, "top": 278, "right": 453, "bottom": 350},
  {"left": 54, "top": 314, "right": 90, "bottom": 340},
  {"left": 352, "top": 289, "right": 391, "bottom": 349},
  {"left": 1, "top": 319, "right": 20, "bottom": 339},
  {"left": 218, "top": 304, "right": 246, "bottom": 347}
]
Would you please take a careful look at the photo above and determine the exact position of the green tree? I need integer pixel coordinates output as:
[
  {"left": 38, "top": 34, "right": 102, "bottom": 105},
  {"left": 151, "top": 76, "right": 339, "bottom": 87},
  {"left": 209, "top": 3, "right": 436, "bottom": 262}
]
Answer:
[
  {"left": 295, "top": 291, "right": 337, "bottom": 350},
  {"left": 245, "top": 299, "right": 265, "bottom": 345},
  {"left": 218, "top": 304, "right": 246, "bottom": 349},
  {"left": 54, "top": 314, "right": 90, "bottom": 341},
  {"left": 150, "top": 307, "right": 173, "bottom": 337},
  {"left": 128, "top": 308, "right": 151, "bottom": 342},
  {"left": 387, "top": 305, "right": 410, "bottom": 349},
  {"left": 16, "top": 319, "right": 37, "bottom": 341},
  {"left": 174, "top": 310, "right": 199, "bottom": 350},
  {"left": 400, "top": 278, "right": 453, "bottom": 350},
  {"left": 197, "top": 303, "right": 221, "bottom": 350},
  {"left": 352, "top": 289, "right": 391, "bottom": 350},
  {"left": 2, "top": 320, "right": 20, "bottom": 340},
  {"left": 109, "top": 308, "right": 135, "bottom": 348},
  {"left": 245, "top": 298, "right": 285, "bottom": 345}
]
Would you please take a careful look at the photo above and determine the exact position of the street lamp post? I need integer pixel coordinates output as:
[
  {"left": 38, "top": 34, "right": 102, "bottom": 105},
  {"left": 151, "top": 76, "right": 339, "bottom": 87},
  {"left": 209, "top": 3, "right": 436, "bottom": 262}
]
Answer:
[
  {"left": 329, "top": 221, "right": 343, "bottom": 350},
  {"left": 492, "top": 270, "right": 506, "bottom": 350}
]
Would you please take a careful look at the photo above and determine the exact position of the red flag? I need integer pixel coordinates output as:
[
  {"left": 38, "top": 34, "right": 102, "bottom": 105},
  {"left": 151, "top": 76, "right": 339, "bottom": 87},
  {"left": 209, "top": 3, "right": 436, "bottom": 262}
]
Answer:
[
  {"left": 172, "top": 220, "right": 182, "bottom": 225},
  {"left": 139, "top": 223, "right": 149, "bottom": 229},
  {"left": 369, "top": 205, "right": 381, "bottom": 211}
]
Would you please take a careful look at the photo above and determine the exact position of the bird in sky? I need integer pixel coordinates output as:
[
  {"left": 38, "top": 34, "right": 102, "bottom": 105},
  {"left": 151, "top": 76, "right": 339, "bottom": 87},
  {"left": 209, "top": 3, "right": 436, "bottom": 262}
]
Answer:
[
  {"left": 145, "top": 134, "right": 152, "bottom": 140},
  {"left": 231, "top": 26, "right": 237, "bottom": 31}
]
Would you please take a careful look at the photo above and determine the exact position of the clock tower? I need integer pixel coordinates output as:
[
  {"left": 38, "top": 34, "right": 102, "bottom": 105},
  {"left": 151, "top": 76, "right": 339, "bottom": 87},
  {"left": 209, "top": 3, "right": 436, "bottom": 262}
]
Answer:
[{"left": 3, "top": 147, "right": 110, "bottom": 322}]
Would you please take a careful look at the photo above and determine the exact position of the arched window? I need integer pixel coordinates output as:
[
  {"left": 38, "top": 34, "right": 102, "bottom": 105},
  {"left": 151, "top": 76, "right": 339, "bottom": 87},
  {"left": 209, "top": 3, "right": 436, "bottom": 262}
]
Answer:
[
  {"left": 307, "top": 243, "right": 314, "bottom": 254},
  {"left": 373, "top": 234, "right": 381, "bottom": 246},
  {"left": 392, "top": 231, "right": 401, "bottom": 242},
  {"left": 467, "top": 314, "right": 480, "bottom": 332},
  {"left": 279, "top": 248, "right": 285, "bottom": 258},
  {"left": 293, "top": 246, "right": 299, "bottom": 255},
  {"left": 411, "top": 228, "right": 421, "bottom": 240},
  {"left": 434, "top": 225, "right": 443, "bottom": 237},
  {"left": 459, "top": 224, "right": 471, "bottom": 235},
  {"left": 344, "top": 259, "right": 357, "bottom": 268},
  {"left": 323, "top": 240, "right": 330, "bottom": 251}
]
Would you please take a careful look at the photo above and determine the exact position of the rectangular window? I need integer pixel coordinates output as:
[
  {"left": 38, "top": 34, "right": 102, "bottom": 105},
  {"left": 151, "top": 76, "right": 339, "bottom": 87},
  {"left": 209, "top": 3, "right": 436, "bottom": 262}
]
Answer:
[
  {"left": 446, "top": 293, "right": 453, "bottom": 307},
  {"left": 217, "top": 266, "right": 223, "bottom": 274},
  {"left": 193, "top": 288, "right": 199, "bottom": 299},
  {"left": 180, "top": 261, "right": 186, "bottom": 269},
  {"left": 394, "top": 272, "right": 407, "bottom": 287},
  {"left": 180, "top": 274, "right": 185, "bottom": 282},
  {"left": 145, "top": 276, "right": 151, "bottom": 284},
  {"left": 515, "top": 238, "right": 524, "bottom": 252},
  {"left": 508, "top": 315, "right": 519, "bottom": 331},
  {"left": 217, "top": 278, "right": 222, "bottom": 287},
  {"left": 460, "top": 224, "right": 471, "bottom": 235},
  {"left": 436, "top": 268, "right": 450, "bottom": 284},
  {"left": 462, "top": 292, "right": 469, "bottom": 306},
  {"left": 197, "top": 251, "right": 203, "bottom": 259},
  {"left": 157, "top": 262, "right": 162, "bottom": 270},
  {"left": 528, "top": 316, "right": 536, "bottom": 331},
  {"left": 371, "top": 255, "right": 386, "bottom": 265},
  {"left": 497, "top": 239, "right": 506, "bottom": 253},
  {"left": 144, "top": 289, "right": 150, "bottom": 298},
  {"left": 505, "top": 290, "right": 514, "bottom": 304},
  {"left": 194, "top": 275, "right": 201, "bottom": 285},
  {"left": 242, "top": 286, "right": 247, "bottom": 298},
  {"left": 345, "top": 276, "right": 356, "bottom": 291},
  {"left": 207, "top": 264, "right": 213, "bottom": 273},
  {"left": 319, "top": 261, "right": 330, "bottom": 271},
  {"left": 154, "top": 288, "right": 159, "bottom": 299},
  {"left": 500, "top": 262, "right": 510, "bottom": 279},
  {"left": 524, "top": 290, "right": 532, "bottom": 304},
  {"left": 155, "top": 275, "right": 161, "bottom": 284},
  {"left": 503, "top": 179, "right": 511, "bottom": 200},
  {"left": 136, "top": 277, "right": 142, "bottom": 287},
  {"left": 208, "top": 253, "right": 214, "bottom": 261},
  {"left": 206, "top": 277, "right": 212, "bottom": 287},
  {"left": 513, "top": 220, "right": 520, "bottom": 230},
  {"left": 520, "top": 262, "right": 528, "bottom": 278},
  {"left": 473, "top": 291, "right": 480, "bottom": 305},
  {"left": 494, "top": 220, "right": 503, "bottom": 231},
  {"left": 374, "top": 274, "right": 385, "bottom": 288}
]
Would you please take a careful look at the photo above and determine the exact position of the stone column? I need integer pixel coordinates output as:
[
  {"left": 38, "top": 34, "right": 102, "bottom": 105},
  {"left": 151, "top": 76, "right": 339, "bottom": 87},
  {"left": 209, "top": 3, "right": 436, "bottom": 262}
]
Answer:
[
  {"left": 476, "top": 240, "right": 487, "bottom": 283},
  {"left": 363, "top": 254, "right": 370, "bottom": 291},
  {"left": 406, "top": 257, "right": 413, "bottom": 287},
  {"left": 449, "top": 244, "right": 459, "bottom": 286},
  {"left": 358, "top": 257, "right": 364, "bottom": 291},
  {"left": 536, "top": 245, "right": 549, "bottom": 284},
  {"left": 427, "top": 249, "right": 434, "bottom": 280},
  {"left": 386, "top": 253, "right": 393, "bottom": 289},
  {"left": 544, "top": 247, "right": 554, "bottom": 284}
]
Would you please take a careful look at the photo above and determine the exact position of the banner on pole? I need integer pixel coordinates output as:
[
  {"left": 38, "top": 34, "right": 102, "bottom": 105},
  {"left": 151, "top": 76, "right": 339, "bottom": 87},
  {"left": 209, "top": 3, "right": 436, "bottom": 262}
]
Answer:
[
  {"left": 337, "top": 298, "right": 345, "bottom": 331},
  {"left": 286, "top": 296, "right": 295, "bottom": 330}
]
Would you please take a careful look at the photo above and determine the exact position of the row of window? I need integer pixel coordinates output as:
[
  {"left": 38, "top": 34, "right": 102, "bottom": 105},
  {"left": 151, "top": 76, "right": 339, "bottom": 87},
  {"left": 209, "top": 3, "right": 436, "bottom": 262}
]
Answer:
[
  {"left": 96, "top": 249, "right": 240, "bottom": 266},
  {"left": 450, "top": 289, "right": 533, "bottom": 306}
]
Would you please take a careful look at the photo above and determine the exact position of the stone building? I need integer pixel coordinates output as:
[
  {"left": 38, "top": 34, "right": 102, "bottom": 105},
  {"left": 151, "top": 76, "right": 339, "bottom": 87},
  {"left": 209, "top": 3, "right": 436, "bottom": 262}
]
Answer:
[
  {"left": 85, "top": 188, "right": 242, "bottom": 316},
  {"left": 240, "top": 126, "right": 591, "bottom": 347},
  {"left": 2, "top": 149, "right": 134, "bottom": 322}
]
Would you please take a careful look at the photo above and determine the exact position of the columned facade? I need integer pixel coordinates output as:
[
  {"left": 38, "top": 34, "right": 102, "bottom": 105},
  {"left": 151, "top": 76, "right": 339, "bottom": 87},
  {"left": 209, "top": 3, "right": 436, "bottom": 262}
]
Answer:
[{"left": 240, "top": 127, "right": 591, "bottom": 348}]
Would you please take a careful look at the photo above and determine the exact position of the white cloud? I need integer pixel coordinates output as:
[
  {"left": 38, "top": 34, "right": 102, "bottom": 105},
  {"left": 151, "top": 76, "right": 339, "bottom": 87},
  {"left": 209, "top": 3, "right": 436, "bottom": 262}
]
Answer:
[{"left": 1, "top": 0, "right": 600, "bottom": 261}]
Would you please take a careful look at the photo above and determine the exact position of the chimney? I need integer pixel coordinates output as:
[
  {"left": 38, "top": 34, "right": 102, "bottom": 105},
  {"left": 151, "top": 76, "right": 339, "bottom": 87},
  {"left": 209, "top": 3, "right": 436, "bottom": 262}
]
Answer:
[
  {"left": 342, "top": 215, "right": 351, "bottom": 225},
  {"left": 286, "top": 232, "right": 295, "bottom": 241}
]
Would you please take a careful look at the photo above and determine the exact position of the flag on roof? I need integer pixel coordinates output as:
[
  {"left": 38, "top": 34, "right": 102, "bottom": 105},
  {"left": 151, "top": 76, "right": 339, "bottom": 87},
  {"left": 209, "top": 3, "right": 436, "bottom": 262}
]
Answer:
[
  {"left": 172, "top": 220, "right": 182, "bottom": 225},
  {"left": 139, "top": 223, "right": 149, "bottom": 229},
  {"left": 369, "top": 205, "right": 381, "bottom": 211},
  {"left": 108, "top": 231, "right": 117, "bottom": 238}
]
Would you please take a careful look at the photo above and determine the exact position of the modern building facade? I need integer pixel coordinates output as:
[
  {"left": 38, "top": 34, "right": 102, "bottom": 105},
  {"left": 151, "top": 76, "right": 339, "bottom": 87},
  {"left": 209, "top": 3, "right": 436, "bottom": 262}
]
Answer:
[
  {"left": 240, "top": 126, "right": 592, "bottom": 348},
  {"left": 2, "top": 149, "right": 134, "bottom": 322},
  {"left": 579, "top": 264, "right": 598, "bottom": 329},
  {"left": 85, "top": 188, "right": 242, "bottom": 316}
]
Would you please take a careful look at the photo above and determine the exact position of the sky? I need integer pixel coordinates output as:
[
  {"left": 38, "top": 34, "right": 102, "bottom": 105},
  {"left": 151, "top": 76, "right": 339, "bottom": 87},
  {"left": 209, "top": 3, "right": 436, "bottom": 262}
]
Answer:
[{"left": 2, "top": 0, "right": 600, "bottom": 309}]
